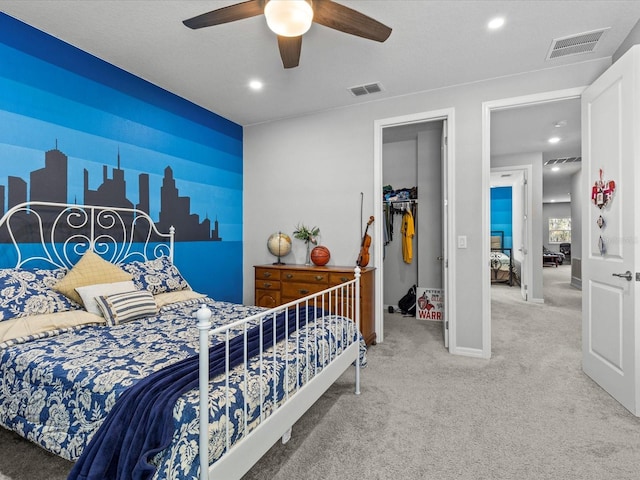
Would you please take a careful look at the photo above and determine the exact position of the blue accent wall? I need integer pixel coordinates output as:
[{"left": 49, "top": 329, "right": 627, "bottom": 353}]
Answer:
[
  {"left": 490, "top": 187, "right": 512, "bottom": 249},
  {"left": 0, "top": 13, "right": 243, "bottom": 302}
]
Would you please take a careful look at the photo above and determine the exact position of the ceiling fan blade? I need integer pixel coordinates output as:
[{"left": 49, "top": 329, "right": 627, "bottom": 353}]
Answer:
[
  {"left": 277, "top": 35, "right": 302, "bottom": 68},
  {"left": 183, "top": 0, "right": 265, "bottom": 29},
  {"left": 313, "top": 0, "right": 392, "bottom": 42}
]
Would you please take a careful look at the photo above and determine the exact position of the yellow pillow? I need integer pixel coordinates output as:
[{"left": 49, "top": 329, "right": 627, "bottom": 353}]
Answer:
[{"left": 54, "top": 250, "right": 132, "bottom": 306}]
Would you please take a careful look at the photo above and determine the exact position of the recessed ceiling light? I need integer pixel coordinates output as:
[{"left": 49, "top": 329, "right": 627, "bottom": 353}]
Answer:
[
  {"left": 550, "top": 199, "right": 556, "bottom": 203},
  {"left": 554, "top": 120, "right": 567, "bottom": 128},
  {"left": 488, "top": 17, "right": 505, "bottom": 30},
  {"left": 548, "top": 136, "right": 561, "bottom": 144},
  {"left": 249, "top": 80, "right": 263, "bottom": 91},
  {"left": 551, "top": 166, "right": 560, "bottom": 172}
]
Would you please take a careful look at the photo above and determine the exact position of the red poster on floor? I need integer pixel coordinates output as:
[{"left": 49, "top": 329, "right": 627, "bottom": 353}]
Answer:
[{"left": 416, "top": 287, "right": 444, "bottom": 322}]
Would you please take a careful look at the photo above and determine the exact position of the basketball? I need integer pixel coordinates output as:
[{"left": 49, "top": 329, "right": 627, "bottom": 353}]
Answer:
[{"left": 310, "top": 245, "right": 330, "bottom": 266}]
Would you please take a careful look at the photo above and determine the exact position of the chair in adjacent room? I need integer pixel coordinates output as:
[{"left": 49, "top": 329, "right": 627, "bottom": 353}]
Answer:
[{"left": 559, "top": 243, "right": 571, "bottom": 259}]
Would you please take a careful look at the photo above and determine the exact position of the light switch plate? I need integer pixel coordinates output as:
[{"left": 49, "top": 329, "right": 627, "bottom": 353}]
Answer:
[{"left": 457, "top": 235, "right": 467, "bottom": 249}]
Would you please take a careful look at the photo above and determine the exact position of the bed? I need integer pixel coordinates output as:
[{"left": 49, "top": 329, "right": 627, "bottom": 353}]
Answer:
[
  {"left": 0, "top": 201, "right": 365, "bottom": 480},
  {"left": 490, "top": 230, "right": 513, "bottom": 286}
]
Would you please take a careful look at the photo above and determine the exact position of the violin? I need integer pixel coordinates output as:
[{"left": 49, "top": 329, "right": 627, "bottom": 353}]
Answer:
[{"left": 356, "top": 216, "right": 374, "bottom": 267}]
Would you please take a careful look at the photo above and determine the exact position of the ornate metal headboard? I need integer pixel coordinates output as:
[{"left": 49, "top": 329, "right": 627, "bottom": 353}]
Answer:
[{"left": 0, "top": 202, "right": 175, "bottom": 269}]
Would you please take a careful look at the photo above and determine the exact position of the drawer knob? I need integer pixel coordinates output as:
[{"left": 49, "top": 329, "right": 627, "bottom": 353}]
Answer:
[
  {"left": 315, "top": 275, "right": 324, "bottom": 281},
  {"left": 299, "top": 289, "right": 309, "bottom": 294},
  {"left": 263, "top": 282, "right": 272, "bottom": 288},
  {"left": 262, "top": 272, "right": 272, "bottom": 278},
  {"left": 286, "top": 274, "right": 293, "bottom": 279},
  {"left": 340, "top": 277, "right": 349, "bottom": 282}
]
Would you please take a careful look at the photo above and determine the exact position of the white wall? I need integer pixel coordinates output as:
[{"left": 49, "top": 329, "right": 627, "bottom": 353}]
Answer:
[
  {"left": 492, "top": 152, "right": 544, "bottom": 302},
  {"left": 614, "top": 18, "right": 640, "bottom": 62},
  {"left": 244, "top": 58, "right": 609, "bottom": 354}
]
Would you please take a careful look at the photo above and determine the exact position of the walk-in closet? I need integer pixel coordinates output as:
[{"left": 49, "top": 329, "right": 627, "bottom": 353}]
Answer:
[{"left": 382, "top": 120, "right": 445, "bottom": 313}]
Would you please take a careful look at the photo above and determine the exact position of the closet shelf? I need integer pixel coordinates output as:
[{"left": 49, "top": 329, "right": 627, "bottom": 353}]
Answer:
[{"left": 385, "top": 199, "right": 418, "bottom": 204}]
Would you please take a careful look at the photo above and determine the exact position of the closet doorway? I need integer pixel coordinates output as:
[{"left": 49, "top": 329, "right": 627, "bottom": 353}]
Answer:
[{"left": 374, "top": 109, "right": 455, "bottom": 349}]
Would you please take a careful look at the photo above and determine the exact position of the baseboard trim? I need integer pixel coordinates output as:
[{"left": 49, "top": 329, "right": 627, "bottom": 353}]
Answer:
[
  {"left": 571, "top": 258, "right": 581, "bottom": 290},
  {"left": 452, "top": 346, "right": 487, "bottom": 359}
]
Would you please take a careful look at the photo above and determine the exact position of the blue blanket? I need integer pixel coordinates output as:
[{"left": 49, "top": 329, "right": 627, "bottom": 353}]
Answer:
[{"left": 68, "top": 305, "right": 322, "bottom": 480}]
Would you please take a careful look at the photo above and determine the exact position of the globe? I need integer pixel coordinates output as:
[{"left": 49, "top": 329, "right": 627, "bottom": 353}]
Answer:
[{"left": 267, "top": 232, "right": 292, "bottom": 264}]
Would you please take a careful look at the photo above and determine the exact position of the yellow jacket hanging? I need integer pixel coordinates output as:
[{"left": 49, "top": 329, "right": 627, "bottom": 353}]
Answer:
[{"left": 401, "top": 209, "right": 415, "bottom": 263}]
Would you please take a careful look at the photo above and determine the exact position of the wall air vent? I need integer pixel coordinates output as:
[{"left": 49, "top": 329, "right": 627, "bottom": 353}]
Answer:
[
  {"left": 544, "top": 157, "right": 582, "bottom": 166},
  {"left": 349, "top": 82, "right": 383, "bottom": 97},
  {"left": 547, "top": 28, "right": 608, "bottom": 60}
]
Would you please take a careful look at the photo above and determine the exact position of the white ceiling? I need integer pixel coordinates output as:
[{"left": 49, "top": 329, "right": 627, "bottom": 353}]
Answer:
[
  {"left": 2, "top": 0, "right": 640, "bottom": 128},
  {"left": 492, "top": 98, "right": 582, "bottom": 203},
  {"left": 1, "top": 0, "right": 639, "bottom": 204}
]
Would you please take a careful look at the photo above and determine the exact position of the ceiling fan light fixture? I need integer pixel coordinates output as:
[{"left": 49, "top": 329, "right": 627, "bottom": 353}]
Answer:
[{"left": 264, "top": 0, "right": 314, "bottom": 37}]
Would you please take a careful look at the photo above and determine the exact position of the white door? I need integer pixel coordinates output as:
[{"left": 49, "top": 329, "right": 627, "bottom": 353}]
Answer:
[
  {"left": 582, "top": 45, "right": 639, "bottom": 415},
  {"left": 441, "top": 119, "right": 449, "bottom": 349}
]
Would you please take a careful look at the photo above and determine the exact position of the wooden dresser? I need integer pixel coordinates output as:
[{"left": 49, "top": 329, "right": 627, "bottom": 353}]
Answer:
[{"left": 254, "top": 264, "right": 376, "bottom": 345}]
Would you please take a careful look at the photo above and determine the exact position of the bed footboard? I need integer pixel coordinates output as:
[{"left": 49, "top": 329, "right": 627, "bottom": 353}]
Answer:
[{"left": 197, "top": 267, "right": 363, "bottom": 480}]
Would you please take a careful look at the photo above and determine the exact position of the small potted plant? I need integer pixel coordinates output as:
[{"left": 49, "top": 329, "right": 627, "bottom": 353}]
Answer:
[{"left": 293, "top": 223, "right": 320, "bottom": 265}]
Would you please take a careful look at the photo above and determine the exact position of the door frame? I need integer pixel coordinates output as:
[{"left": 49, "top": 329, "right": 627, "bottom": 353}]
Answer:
[
  {"left": 490, "top": 165, "right": 533, "bottom": 301},
  {"left": 373, "top": 108, "right": 455, "bottom": 348},
  {"left": 481, "top": 87, "right": 585, "bottom": 358}
]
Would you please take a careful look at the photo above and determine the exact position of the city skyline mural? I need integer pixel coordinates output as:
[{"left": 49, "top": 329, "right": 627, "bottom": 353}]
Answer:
[
  {"left": 0, "top": 13, "right": 244, "bottom": 302},
  {"left": 0, "top": 143, "right": 223, "bottom": 243}
]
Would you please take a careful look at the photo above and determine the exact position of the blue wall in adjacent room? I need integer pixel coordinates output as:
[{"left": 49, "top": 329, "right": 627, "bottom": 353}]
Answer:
[
  {"left": 490, "top": 187, "right": 512, "bottom": 250},
  {"left": 0, "top": 13, "right": 243, "bottom": 302}
]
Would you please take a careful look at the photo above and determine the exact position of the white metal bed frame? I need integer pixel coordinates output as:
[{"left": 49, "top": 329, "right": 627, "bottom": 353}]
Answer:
[
  {"left": 0, "top": 201, "right": 175, "bottom": 268},
  {"left": 196, "top": 274, "right": 361, "bottom": 480},
  {"left": 0, "top": 201, "right": 362, "bottom": 480}
]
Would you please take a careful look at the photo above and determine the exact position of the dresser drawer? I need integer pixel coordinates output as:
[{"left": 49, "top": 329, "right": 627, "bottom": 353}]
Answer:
[
  {"left": 255, "top": 279, "right": 280, "bottom": 290},
  {"left": 282, "top": 282, "right": 327, "bottom": 298},
  {"left": 329, "top": 273, "right": 360, "bottom": 303},
  {"left": 256, "top": 268, "right": 281, "bottom": 280},
  {"left": 329, "top": 272, "right": 356, "bottom": 286},
  {"left": 281, "top": 271, "right": 328, "bottom": 284}
]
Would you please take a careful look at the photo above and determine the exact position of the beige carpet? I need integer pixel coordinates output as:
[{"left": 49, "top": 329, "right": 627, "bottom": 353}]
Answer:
[{"left": 1, "top": 265, "right": 639, "bottom": 479}]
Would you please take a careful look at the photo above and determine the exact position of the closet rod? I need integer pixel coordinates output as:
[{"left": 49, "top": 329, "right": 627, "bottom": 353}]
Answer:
[{"left": 385, "top": 199, "right": 418, "bottom": 204}]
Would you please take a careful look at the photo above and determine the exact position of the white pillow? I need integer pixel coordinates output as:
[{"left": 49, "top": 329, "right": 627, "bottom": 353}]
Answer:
[{"left": 75, "top": 281, "right": 137, "bottom": 316}]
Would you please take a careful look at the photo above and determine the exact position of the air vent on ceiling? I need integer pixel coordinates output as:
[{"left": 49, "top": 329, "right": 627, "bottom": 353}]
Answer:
[
  {"left": 544, "top": 157, "right": 582, "bottom": 166},
  {"left": 349, "top": 82, "right": 383, "bottom": 97},
  {"left": 547, "top": 28, "right": 609, "bottom": 60}
]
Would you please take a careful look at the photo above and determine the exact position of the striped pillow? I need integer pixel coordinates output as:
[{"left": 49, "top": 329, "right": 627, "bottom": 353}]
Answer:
[{"left": 95, "top": 290, "right": 158, "bottom": 326}]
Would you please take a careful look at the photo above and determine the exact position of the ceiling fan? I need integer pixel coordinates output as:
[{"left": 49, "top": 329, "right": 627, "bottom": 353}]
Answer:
[{"left": 183, "top": 0, "right": 392, "bottom": 68}]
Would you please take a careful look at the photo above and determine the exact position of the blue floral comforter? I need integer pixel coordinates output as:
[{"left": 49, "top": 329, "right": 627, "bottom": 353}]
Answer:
[{"left": 0, "top": 298, "right": 366, "bottom": 479}]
